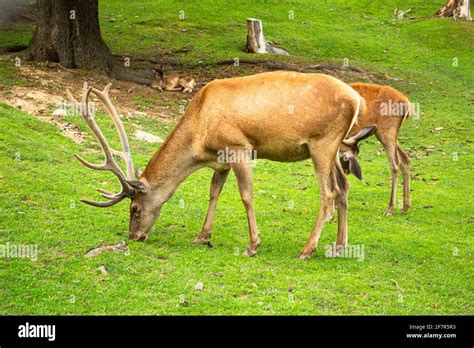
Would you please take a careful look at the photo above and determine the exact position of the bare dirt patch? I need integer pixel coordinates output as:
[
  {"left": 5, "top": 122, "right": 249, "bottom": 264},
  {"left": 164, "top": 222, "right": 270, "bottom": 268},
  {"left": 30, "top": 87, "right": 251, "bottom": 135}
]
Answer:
[
  {"left": 134, "top": 129, "right": 164, "bottom": 143},
  {"left": 0, "top": 58, "right": 195, "bottom": 143},
  {"left": 3, "top": 85, "right": 86, "bottom": 144},
  {"left": 0, "top": 58, "right": 195, "bottom": 119}
]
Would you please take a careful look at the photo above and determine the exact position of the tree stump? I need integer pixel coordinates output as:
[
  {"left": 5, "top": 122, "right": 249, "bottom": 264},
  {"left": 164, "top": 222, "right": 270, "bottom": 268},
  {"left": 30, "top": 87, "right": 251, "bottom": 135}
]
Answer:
[
  {"left": 246, "top": 18, "right": 288, "bottom": 55},
  {"left": 435, "top": 0, "right": 472, "bottom": 21}
]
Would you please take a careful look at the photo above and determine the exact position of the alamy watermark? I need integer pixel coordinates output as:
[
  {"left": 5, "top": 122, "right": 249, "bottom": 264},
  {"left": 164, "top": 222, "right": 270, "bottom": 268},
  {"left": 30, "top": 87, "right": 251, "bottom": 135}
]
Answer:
[
  {"left": 18, "top": 322, "right": 55, "bottom": 341},
  {"left": 217, "top": 147, "right": 258, "bottom": 166},
  {"left": 0, "top": 242, "right": 38, "bottom": 261},
  {"left": 325, "top": 243, "right": 365, "bottom": 261},
  {"left": 53, "top": 98, "right": 97, "bottom": 118},
  {"left": 380, "top": 100, "right": 421, "bottom": 120}
]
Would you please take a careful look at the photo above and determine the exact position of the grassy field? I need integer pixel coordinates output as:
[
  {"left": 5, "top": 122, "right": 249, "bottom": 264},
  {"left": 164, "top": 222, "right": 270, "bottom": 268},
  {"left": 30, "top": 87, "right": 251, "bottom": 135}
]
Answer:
[{"left": 0, "top": 0, "right": 473, "bottom": 315}]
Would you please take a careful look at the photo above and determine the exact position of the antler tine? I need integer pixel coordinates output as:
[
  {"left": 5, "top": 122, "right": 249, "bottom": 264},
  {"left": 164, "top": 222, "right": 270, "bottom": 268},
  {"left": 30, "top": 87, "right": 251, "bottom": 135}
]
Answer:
[
  {"left": 73, "top": 154, "right": 132, "bottom": 193},
  {"left": 97, "top": 188, "right": 116, "bottom": 195},
  {"left": 97, "top": 188, "right": 123, "bottom": 200},
  {"left": 90, "top": 84, "right": 135, "bottom": 180},
  {"left": 81, "top": 195, "right": 127, "bottom": 208},
  {"left": 74, "top": 154, "right": 107, "bottom": 171},
  {"left": 81, "top": 81, "right": 90, "bottom": 104}
]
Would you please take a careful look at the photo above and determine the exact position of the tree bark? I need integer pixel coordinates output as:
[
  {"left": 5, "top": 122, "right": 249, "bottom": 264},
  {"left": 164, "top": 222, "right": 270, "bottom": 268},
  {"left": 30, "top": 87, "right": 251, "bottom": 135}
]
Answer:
[
  {"left": 27, "top": 0, "right": 152, "bottom": 84},
  {"left": 246, "top": 18, "right": 288, "bottom": 55},
  {"left": 435, "top": 0, "right": 472, "bottom": 21}
]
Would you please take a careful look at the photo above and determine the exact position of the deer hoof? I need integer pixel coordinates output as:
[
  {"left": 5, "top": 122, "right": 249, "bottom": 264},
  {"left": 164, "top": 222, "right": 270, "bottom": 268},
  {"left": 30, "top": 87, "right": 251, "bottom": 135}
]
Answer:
[
  {"left": 246, "top": 248, "right": 257, "bottom": 257},
  {"left": 193, "top": 238, "right": 209, "bottom": 245},
  {"left": 384, "top": 208, "right": 394, "bottom": 216},
  {"left": 298, "top": 253, "right": 311, "bottom": 260},
  {"left": 401, "top": 205, "right": 411, "bottom": 213}
]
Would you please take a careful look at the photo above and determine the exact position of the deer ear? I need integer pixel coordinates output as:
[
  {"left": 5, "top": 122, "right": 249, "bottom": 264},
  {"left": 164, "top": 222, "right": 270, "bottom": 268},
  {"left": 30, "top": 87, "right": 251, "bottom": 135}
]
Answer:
[
  {"left": 349, "top": 126, "right": 377, "bottom": 143},
  {"left": 135, "top": 167, "right": 143, "bottom": 177},
  {"left": 348, "top": 157, "right": 363, "bottom": 180},
  {"left": 343, "top": 126, "right": 377, "bottom": 152},
  {"left": 355, "top": 126, "right": 377, "bottom": 141},
  {"left": 128, "top": 180, "right": 150, "bottom": 194}
]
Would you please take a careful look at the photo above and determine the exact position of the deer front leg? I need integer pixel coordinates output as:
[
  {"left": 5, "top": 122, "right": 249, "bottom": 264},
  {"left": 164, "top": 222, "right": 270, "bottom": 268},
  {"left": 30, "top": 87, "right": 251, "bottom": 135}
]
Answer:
[
  {"left": 194, "top": 169, "right": 230, "bottom": 244},
  {"left": 299, "top": 145, "right": 337, "bottom": 259},
  {"left": 382, "top": 142, "right": 399, "bottom": 216},
  {"left": 299, "top": 174, "right": 335, "bottom": 259},
  {"left": 231, "top": 161, "right": 260, "bottom": 257},
  {"left": 299, "top": 196, "right": 333, "bottom": 259}
]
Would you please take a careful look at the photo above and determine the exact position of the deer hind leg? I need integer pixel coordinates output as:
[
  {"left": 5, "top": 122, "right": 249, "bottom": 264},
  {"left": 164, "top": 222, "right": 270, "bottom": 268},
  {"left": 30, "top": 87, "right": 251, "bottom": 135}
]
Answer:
[
  {"left": 397, "top": 144, "right": 411, "bottom": 213},
  {"left": 231, "top": 160, "right": 260, "bottom": 257},
  {"left": 194, "top": 169, "right": 230, "bottom": 245},
  {"left": 299, "top": 142, "right": 338, "bottom": 259}
]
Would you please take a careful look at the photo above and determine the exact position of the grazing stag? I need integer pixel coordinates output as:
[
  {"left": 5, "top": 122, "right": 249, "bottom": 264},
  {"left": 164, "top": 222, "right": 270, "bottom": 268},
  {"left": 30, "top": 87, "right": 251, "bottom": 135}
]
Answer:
[
  {"left": 70, "top": 72, "right": 373, "bottom": 259},
  {"left": 340, "top": 83, "right": 412, "bottom": 216}
]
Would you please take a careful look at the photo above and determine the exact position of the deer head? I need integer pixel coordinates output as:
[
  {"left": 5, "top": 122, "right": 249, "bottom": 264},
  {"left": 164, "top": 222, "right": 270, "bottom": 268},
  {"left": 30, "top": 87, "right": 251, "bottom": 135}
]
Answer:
[
  {"left": 339, "top": 126, "right": 377, "bottom": 180},
  {"left": 68, "top": 83, "right": 160, "bottom": 241}
]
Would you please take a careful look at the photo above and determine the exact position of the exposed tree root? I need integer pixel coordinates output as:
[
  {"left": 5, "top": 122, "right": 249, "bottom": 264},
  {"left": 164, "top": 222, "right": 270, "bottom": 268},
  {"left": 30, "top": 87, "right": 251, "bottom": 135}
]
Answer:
[{"left": 109, "top": 62, "right": 153, "bottom": 85}]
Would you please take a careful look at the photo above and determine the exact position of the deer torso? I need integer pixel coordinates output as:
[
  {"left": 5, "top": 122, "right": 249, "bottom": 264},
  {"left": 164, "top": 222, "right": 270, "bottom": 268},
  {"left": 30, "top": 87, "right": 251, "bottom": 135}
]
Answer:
[
  {"left": 180, "top": 71, "right": 362, "bottom": 163},
  {"left": 348, "top": 83, "right": 410, "bottom": 137}
]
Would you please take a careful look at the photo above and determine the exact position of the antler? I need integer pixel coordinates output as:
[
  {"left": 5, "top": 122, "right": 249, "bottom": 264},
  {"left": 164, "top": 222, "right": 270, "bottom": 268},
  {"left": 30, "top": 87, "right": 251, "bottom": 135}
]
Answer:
[{"left": 68, "top": 82, "right": 136, "bottom": 207}]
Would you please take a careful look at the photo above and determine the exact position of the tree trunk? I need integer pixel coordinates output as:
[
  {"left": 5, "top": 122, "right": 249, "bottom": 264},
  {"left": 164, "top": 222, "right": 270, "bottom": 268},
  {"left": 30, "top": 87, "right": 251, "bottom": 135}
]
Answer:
[
  {"left": 28, "top": 0, "right": 112, "bottom": 71},
  {"left": 27, "top": 0, "right": 152, "bottom": 84},
  {"left": 246, "top": 18, "right": 288, "bottom": 55},
  {"left": 435, "top": 0, "right": 472, "bottom": 20}
]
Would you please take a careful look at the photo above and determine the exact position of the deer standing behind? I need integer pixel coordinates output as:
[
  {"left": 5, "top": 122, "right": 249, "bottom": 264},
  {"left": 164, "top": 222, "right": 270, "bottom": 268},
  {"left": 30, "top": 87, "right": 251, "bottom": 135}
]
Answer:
[
  {"left": 150, "top": 66, "right": 195, "bottom": 93},
  {"left": 71, "top": 72, "right": 374, "bottom": 259},
  {"left": 340, "top": 83, "right": 412, "bottom": 216}
]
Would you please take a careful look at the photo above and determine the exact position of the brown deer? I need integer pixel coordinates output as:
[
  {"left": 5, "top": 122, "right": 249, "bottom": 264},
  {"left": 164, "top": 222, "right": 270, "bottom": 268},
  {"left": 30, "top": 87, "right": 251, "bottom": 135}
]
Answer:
[
  {"left": 70, "top": 72, "right": 374, "bottom": 259},
  {"left": 340, "top": 83, "right": 412, "bottom": 216},
  {"left": 150, "top": 66, "right": 195, "bottom": 93}
]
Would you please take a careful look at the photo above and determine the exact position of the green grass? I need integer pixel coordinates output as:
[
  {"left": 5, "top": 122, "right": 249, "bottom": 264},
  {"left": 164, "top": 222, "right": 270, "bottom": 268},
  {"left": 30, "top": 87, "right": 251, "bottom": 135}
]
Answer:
[{"left": 0, "top": 0, "right": 473, "bottom": 315}]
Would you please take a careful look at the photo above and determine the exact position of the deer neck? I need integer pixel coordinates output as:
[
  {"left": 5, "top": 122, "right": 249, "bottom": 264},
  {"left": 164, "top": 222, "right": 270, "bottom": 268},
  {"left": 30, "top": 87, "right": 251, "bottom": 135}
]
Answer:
[{"left": 141, "top": 122, "right": 199, "bottom": 204}]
